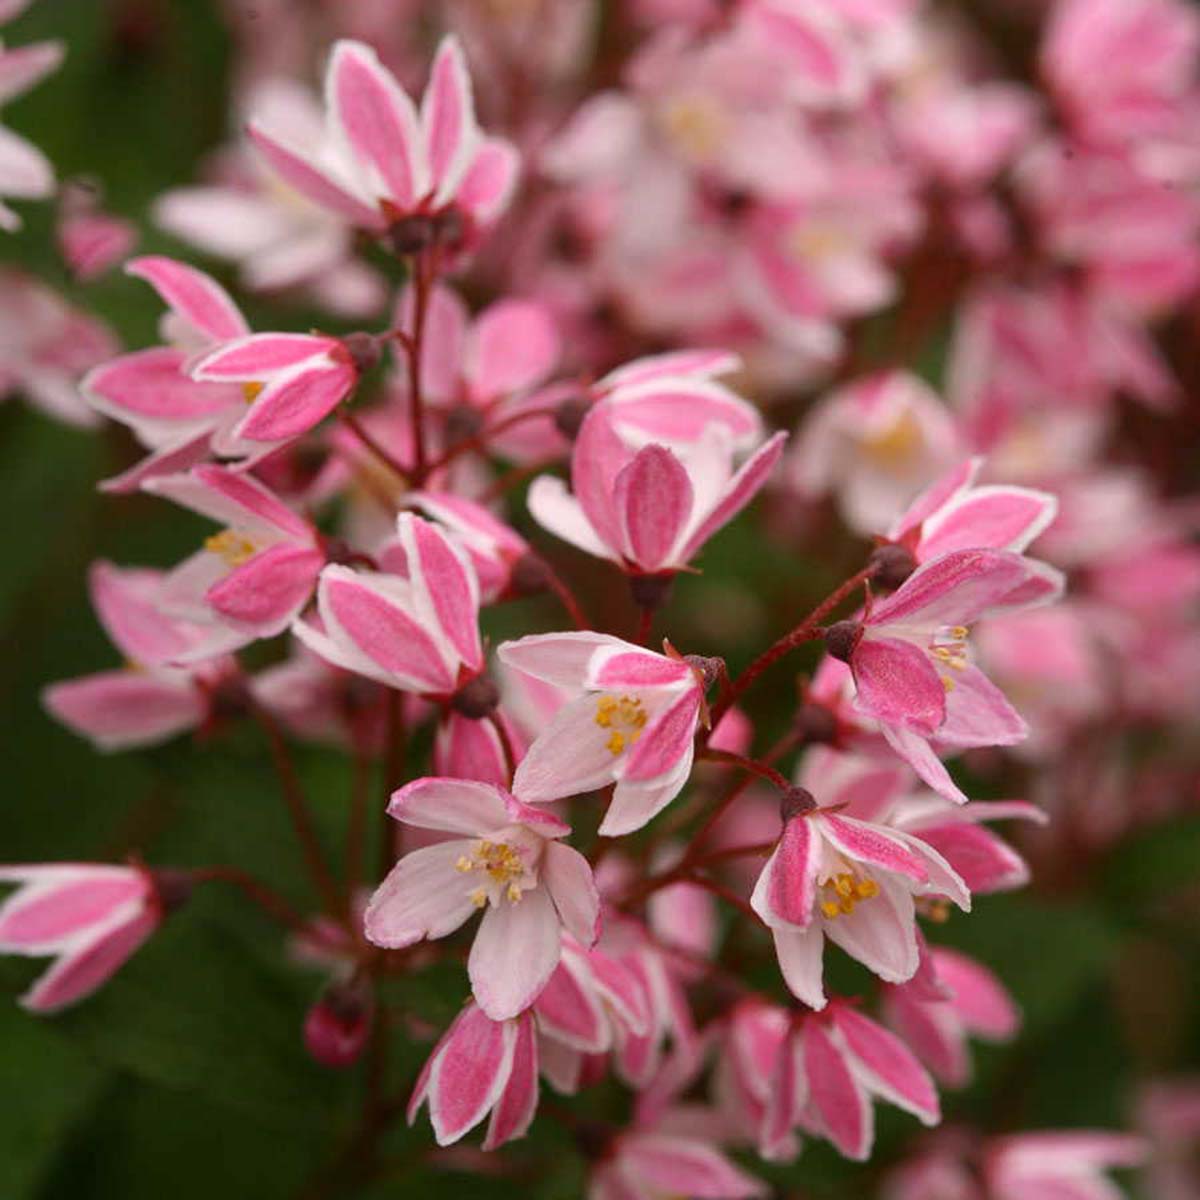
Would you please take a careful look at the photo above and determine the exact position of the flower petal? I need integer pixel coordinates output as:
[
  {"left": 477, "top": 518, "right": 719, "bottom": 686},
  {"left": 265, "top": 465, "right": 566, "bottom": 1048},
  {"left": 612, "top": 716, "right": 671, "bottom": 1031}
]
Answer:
[
  {"left": 469, "top": 887, "right": 562, "bottom": 1020},
  {"left": 126, "top": 256, "right": 248, "bottom": 342},
  {"left": 832, "top": 1005, "right": 939, "bottom": 1125},
  {"left": 802, "top": 1020, "right": 874, "bottom": 1161},
  {"left": 388, "top": 777, "right": 511, "bottom": 834},
  {"left": 852, "top": 636, "right": 946, "bottom": 736},
  {"left": 540, "top": 842, "right": 600, "bottom": 946},
  {"left": 363, "top": 840, "right": 477, "bottom": 948},
  {"left": 426, "top": 1003, "right": 516, "bottom": 1145}
]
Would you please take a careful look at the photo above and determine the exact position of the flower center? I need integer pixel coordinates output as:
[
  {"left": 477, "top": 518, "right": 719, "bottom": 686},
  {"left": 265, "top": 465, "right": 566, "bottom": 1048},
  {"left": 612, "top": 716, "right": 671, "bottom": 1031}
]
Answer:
[
  {"left": 594, "top": 694, "right": 648, "bottom": 756},
  {"left": 456, "top": 840, "right": 530, "bottom": 907},
  {"left": 930, "top": 626, "right": 970, "bottom": 692},
  {"left": 204, "top": 528, "right": 258, "bottom": 566},
  {"left": 242, "top": 381, "right": 264, "bottom": 405},
  {"left": 862, "top": 409, "right": 922, "bottom": 467},
  {"left": 819, "top": 871, "right": 880, "bottom": 920},
  {"left": 659, "top": 95, "right": 728, "bottom": 160}
]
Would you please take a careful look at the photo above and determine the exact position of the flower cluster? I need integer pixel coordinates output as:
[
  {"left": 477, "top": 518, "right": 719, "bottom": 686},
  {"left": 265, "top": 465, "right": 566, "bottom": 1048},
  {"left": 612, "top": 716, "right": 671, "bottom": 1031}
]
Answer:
[{"left": 3, "top": 1, "right": 1198, "bottom": 1196}]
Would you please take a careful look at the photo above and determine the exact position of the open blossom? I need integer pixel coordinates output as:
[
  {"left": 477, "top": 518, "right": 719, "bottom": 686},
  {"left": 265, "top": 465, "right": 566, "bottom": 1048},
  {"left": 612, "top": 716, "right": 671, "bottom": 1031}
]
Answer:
[
  {"left": 827, "top": 548, "right": 1064, "bottom": 803},
  {"left": 364, "top": 778, "right": 599, "bottom": 1019},
  {"left": 528, "top": 402, "right": 786, "bottom": 578},
  {"left": 0, "top": 864, "right": 165, "bottom": 1011},
  {"left": 750, "top": 786, "right": 969, "bottom": 1009},
  {"left": 294, "top": 512, "right": 484, "bottom": 698},
  {"left": 408, "top": 1003, "right": 538, "bottom": 1149},
  {"left": 498, "top": 633, "right": 708, "bottom": 835},
  {"left": 42, "top": 561, "right": 224, "bottom": 751},
  {"left": 247, "top": 37, "right": 517, "bottom": 254},
  {"left": 0, "top": 36, "right": 63, "bottom": 230},
  {"left": 986, "top": 1132, "right": 1147, "bottom": 1200},
  {"left": 762, "top": 1003, "right": 940, "bottom": 1163},
  {"left": 884, "top": 945, "right": 1019, "bottom": 1087},
  {"left": 589, "top": 1129, "right": 766, "bottom": 1200},
  {"left": 145, "top": 465, "right": 325, "bottom": 651}
]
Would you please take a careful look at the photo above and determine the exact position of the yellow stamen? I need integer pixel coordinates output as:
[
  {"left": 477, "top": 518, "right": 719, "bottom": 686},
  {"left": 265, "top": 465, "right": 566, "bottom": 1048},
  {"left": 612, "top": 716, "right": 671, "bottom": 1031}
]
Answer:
[
  {"left": 819, "top": 870, "right": 880, "bottom": 920},
  {"left": 242, "top": 381, "right": 264, "bottom": 405},
  {"left": 594, "top": 694, "right": 648, "bottom": 757},
  {"left": 821, "top": 900, "right": 842, "bottom": 919},
  {"left": 204, "top": 528, "right": 258, "bottom": 566},
  {"left": 470, "top": 888, "right": 488, "bottom": 908}
]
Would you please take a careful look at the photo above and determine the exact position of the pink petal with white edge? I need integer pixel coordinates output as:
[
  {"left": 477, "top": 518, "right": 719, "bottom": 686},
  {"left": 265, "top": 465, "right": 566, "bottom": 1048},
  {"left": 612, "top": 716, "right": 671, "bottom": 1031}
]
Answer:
[
  {"left": 915, "top": 822, "right": 1028, "bottom": 894},
  {"left": 607, "top": 377, "right": 762, "bottom": 448},
  {"left": 621, "top": 688, "right": 701, "bottom": 783},
  {"left": 599, "top": 349, "right": 742, "bottom": 390},
  {"left": 869, "top": 550, "right": 1032, "bottom": 629},
  {"left": 191, "top": 333, "right": 332, "bottom": 380},
  {"left": 205, "top": 543, "right": 324, "bottom": 633},
  {"left": 525, "top": 477, "right": 615, "bottom": 561},
  {"left": 614, "top": 445, "right": 693, "bottom": 570},
  {"left": 937, "top": 664, "right": 1028, "bottom": 748},
  {"left": 590, "top": 647, "right": 692, "bottom": 690},
  {"left": 886, "top": 988, "right": 968, "bottom": 1086},
  {"left": 327, "top": 40, "right": 425, "bottom": 208},
  {"left": 236, "top": 360, "right": 355, "bottom": 442},
  {"left": 426, "top": 1004, "right": 516, "bottom": 1145},
  {"left": 246, "top": 123, "right": 384, "bottom": 230},
  {"left": 623, "top": 1134, "right": 768, "bottom": 1198},
  {"left": 920, "top": 486, "right": 1058, "bottom": 559},
  {"left": 534, "top": 953, "right": 608, "bottom": 1051},
  {"left": 880, "top": 724, "right": 969, "bottom": 806},
  {"left": 510, "top": 694, "right": 621, "bottom": 802},
  {"left": 483, "top": 1010, "right": 538, "bottom": 1149},
  {"left": 832, "top": 1005, "right": 940, "bottom": 1124},
  {"left": 852, "top": 636, "right": 947, "bottom": 735},
  {"left": 821, "top": 814, "right": 931, "bottom": 884},
  {"left": 401, "top": 513, "right": 482, "bottom": 672},
  {"left": 469, "top": 887, "right": 562, "bottom": 1020},
  {"left": 148, "top": 464, "right": 310, "bottom": 539},
  {"left": 98, "top": 431, "right": 213, "bottom": 497},
  {"left": 85, "top": 347, "right": 237, "bottom": 424},
  {"left": 767, "top": 818, "right": 818, "bottom": 927},
  {"left": 89, "top": 562, "right": 192, "bottom": 665},
  {"left": 936, "top": 949, "right": 1019, "bottom": 1038},
  {"left": 21, "top": 909, "right": 158, "bottom": 1013},
  {"left": 540, "top": 842, "right": 600, "bottom": 946},
  {"left": 570, "top": 405, "right": 630, "bottom": 553},
  {"left": 802, "top": 1020, "right": 873, "bottom": 1161},
  {"left": 0, "top": 873, "right": 144, "bottom": 952},
  {"left": 498, "top": 631, "right": 633, "bottom": 690},
  {"left": 467, "top": 299, "right": 559, "bottom": 398},
  {"left": 126, "top": 256, "right": 247, "bottom": 342},
  {"left": 760, "top": 1035, "right": 804, "bottom": 1162},
  {"left": 772, "top": 925, "right": 827, "bottom": 1009},
  {"left": 680, "top": 431, "right": 788, "bottom": 561},
  {"left": 423, "top": 37, "right": 478, "bottom": 201},
  {"left": 434, "top": 713, "right": 509, "bottom": 786},
  {"left": 823, "top": 876, "right": 919, "bottom": 984},
  {"left": 42, "top": 673, "right": 203, "bottom": 751},
  {"left": 388, "top": 777, "right": 511, "bottom": 834},
  {"left": 890, "top": 458, "right": 980, "bottom": 541},
  {"left": 363, "top": 840, "right": 477, "bottom": 948},
  {"left": 457, "top": 137, "right": 519, "bottom": 224}
]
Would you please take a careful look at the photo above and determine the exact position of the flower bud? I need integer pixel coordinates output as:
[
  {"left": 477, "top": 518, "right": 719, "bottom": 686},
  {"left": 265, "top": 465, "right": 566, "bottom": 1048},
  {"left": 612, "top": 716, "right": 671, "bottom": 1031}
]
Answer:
[
  {"left": 823, "top": 619, "right": 863, "bottom": 664},
  {"left": 868, "top": 543, "right": 917, "bottom": 591},
  {"left": 451, "top": 673, "right": 501, "bottom": 719},
  {"left": 779, "top": 785, "right": 817, "bottom": 823},
  {"left": 339, "top": 331, "right": 382, "bottom": 375},
  {"left": 304, "top": 980, "right": 373, "bottom": 1068}
]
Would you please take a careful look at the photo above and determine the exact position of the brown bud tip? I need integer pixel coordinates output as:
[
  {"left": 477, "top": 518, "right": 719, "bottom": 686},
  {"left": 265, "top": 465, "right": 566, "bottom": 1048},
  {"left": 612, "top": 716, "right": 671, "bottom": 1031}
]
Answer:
[
  {"left": 387, "top": 213, "right": 437, "bottom": 256},
  {"left": 149, "top": 869, "right": 193, "bottom": 915},
  {"left": 868, "top": 543, "right": 917, "bottom": 591},
  {"left": 629, "top": 573, "right": 674, "bottom": 612},
  {"left": 339, "top": 331, "right": 382, "bottom": 375},
  {"left": 824, "top": 619, "right": 863, "bottom": 663},
  {"left": 794, "top": 702, "right": 838, "bottom": 745},
  {"left": 304, "top": 980, "right": 373, "bottom": 1068},
  {"left": 779, "top": 786, "right": 817, "bottom": 822},
  {"left": 510, "top": 552, "right": 551, "bottom": 596},
  {"left": 684, "top": 654, "right": 725, "bottom": 691},
  {"left": 553, "top": 396, "right": 591, "bottom": 440},
  {"left": 451, "top": 673, "right": 501, "bottom": 719},
  {"left": 443, "top": 403, "right": 485, "bottom": 446}
]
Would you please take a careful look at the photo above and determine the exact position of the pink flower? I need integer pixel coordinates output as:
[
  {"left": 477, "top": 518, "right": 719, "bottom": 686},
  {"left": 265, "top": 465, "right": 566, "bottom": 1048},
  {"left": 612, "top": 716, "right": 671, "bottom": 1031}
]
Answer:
[
  {"left": 884, "top": 946, "right": 1019, "bottom": 1086},
  {"left": 0, "top": 268, "right": 117, "bottom": 427},
  {"left": 589, "top": 1130, "right": 766, "bottom": 1199},
  {"left": 497, "top": 633, "right": 709, "bottom": 834},
  {"left": 713, "top": 999, "right": 794, "bottom": 1153},
  {"left": 985, "top": 1131, "right": 1147, "bottom": 1200},
  {"left": 789, "top": 372, "right": 962, "bottom": 535},
  {"left": 247, "top": 38, "right": 518, "bottom": 254},
  {"left": 145, "top": 465, "right": 325, "bottom": 649},
  {"left": 828, "top": 548, "right": 1064, "bottom": 803},
  {"left": 408, "top": 1002, "right": 539, "bottom": 1149},
  {"left": 294, "top": 513, "right": 484, "bottom": 698},
  {"left": 762, "top": 1003, "right": 940, "bottom": 1162},
  {"left": 364, "top": 778, "right": 599, "bottom": 1019},
  {"left": 0, "top": 37, "right": 63, "bottom": 230},
  {"left": 56, "top": 184, "right": 137, "bottom": 281},
  {"left": 41, "top": 561, "right": 221, "bottom": 751},
  {"left": 750, "top": 786, "right": 969, "bottom": 1008},
  {"left": 303, "top": 979, "right": 373, "bottom": 1068},
  {"left": 0, "top": 864, "right": 164, "bottom": 1011},
  {"left": 528, "top": 402, "right": 786, "bottom": 577}
]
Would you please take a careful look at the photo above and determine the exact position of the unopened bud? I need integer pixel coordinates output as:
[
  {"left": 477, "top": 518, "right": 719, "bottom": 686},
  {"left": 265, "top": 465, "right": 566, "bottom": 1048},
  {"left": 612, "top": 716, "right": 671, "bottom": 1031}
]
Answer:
[
  {"left": 779, "top": 786, "right": 817, "bottom": 822},
  {"left": 629, "top": 573, "right": 674, "bottom": 612},
  {"left": 510, "top": 552, "right": 551, "bottom": 596},
  {"left": 794, "top": 702, "right": 837, "bottom": 745},
  {"left": 451, "top": 673, "right": 501, "bottom": 719},
  {"left": 684, "top": 654, "right": 725, "bottom": 691},
  {"left": 553, "top": 396, "right": 591, "bottom": 440},
  {"left": 823, "top": 619, "right": 863, "bottom": 664},
  {"left": 868, "top": 543, "right": 917, "bottom": 591},
  {"left": 304, "top": 980, "right": 373, "bottom": 1068},
  {"left": 339, "top": 332, "right": 382, "bottom": 375}
]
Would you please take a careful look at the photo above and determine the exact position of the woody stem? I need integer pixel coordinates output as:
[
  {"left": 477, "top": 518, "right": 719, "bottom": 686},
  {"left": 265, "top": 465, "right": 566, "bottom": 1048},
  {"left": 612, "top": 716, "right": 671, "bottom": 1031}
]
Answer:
[{"left": 190, "top": 865, "right": 311, "bottom": 934}]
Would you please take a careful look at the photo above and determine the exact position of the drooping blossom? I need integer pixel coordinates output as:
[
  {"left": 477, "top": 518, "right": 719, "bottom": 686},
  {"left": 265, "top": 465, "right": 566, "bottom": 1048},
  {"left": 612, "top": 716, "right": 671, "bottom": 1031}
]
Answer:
[
  {"left": 826, "top": 548, "right": 1064, "bottom": 803},
  {"left": 0, "top": 864, "right": 168, "bottom": 1011},
  {"left": 294, "top": 512, "right": 485, "bottom": 699},
  {"left": 247, "top": 37, "right": 518, "bottom": 256},
  {"left": 407, "top": 1003, "right": 538, "bottom": 1149},
  {"left": 985, "top": 1131, "right": 1147, "bottom": 1200},
  {"left": 761, "top": 1002, "right": 940, "bottom": 1163},
  {"left": 588, "top": 1128, "right": 767, "bottom": 1200},
  {"left": 364, "top": 777, "right": 599, "bottom": 1019},
  {"left": 750, "top": 784, "right": 969, "bottom": 1009},
  {"left": 528, "top": 402, "right": 786, "bottom": 580},
  {"left": 497, "top": 633, "right": 709, "bottom": 835},
  {"left": 0, "top": 36, "right": 63, "bottom": 230}
]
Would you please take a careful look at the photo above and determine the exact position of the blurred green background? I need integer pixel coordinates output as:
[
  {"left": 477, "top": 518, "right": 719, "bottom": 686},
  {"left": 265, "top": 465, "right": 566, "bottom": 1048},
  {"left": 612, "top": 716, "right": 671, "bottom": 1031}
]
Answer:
[{"left": 1, "top": 2, "right": 1198, "bottom": 1197}]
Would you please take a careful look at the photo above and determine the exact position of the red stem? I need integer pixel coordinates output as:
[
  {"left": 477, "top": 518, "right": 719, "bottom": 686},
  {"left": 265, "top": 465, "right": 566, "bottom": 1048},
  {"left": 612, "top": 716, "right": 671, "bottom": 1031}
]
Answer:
[
  {"left": 423, "top": 405, "right": 562, "bottom": 474},
  {"left": 337, "top": 410, "right": 410, "bottom": 483},
  {"left": 697, "top": 748, "right": 790, "bottom": 790},
  {"left": 379, "top": 690, "right": 407, "bottom": 880},
  {"left": 190, "top": 865, "right": 311, "bottom": 934},
  {"left": 541, "top": 561, "right": 589, "bottom": 629},
  {"left": 405, "top": 255, "right": 432, "bottom": 482}
]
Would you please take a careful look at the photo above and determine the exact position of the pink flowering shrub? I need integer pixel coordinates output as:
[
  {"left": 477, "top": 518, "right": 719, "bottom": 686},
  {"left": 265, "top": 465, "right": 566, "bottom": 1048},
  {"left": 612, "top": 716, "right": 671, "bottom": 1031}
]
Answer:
[{"left": 1, "top": 0, "right": 1198, "bottom": 1196}]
